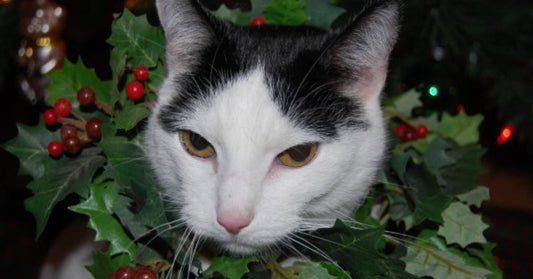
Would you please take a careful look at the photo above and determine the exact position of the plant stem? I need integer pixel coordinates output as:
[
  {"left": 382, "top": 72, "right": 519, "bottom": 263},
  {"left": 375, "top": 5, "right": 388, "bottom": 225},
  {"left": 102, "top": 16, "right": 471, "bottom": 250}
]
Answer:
[
  {"left": 58, "top": 117, "right": 85, "bottom": 130},
  {"left": 95, "top": 100, "right": 114, "bottom": 116}
]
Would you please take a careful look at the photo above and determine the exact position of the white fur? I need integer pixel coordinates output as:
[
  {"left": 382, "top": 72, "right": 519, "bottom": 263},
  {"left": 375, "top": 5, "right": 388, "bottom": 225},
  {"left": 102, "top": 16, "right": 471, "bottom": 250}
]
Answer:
[{"left": 146, "top": 67, "right": 386, "bottom": 254}]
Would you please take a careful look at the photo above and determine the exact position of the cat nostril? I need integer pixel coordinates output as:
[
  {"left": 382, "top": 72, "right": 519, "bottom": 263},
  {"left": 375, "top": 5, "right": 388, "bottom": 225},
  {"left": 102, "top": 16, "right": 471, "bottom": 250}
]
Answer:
[{"left": 217, "top": 212, "right": 253, "bottom": 235}]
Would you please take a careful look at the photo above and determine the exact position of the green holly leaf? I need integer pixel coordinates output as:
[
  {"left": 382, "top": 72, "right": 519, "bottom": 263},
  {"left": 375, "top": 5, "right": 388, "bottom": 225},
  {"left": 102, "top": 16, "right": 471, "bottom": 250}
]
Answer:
[
  {"left": 201, "top": 256, "right": 258, "bottom": 279},
  {"left": 390, "top": 152, "right": 411, "bottom": 183},
  {"left": 388, "top": 192, "right": 413, "bottom": 222},
  {"left": 404, "top": 163, "right": 453, "bottom": 225},
  {"left": 113, "top": 101, "right": 151, "bottom": 131},
  {"left": 439, "top": 143, "right": 484, "bottom": 196},
  {"left": 24, "top": 147, "right": 105, "bottom": 237},
  {"left": 422, "top": 138, "right": 457, "bottom": 185},
  {"left": 2, "top": 121, "right": 57, "bottom": 178},
  {"left": 392, "top": 89, "right": 422, "bottom": 117},
  {"left": 96, "top": 124, "right": 152, "bottom": 191},
  {"left": 265, "top": 0, "right": 309, "bottom": 26},
  {"left": 109, "top": 47, "right": 128, "bottom": 107},
  {"left": 47, "top": 59, "right": 113, "bottom": 108},
  {"left": 87, "top": 251, "right": 132, "bottom": 279},
  {"left": 70, "top": 182, "right": 137, "bottom": 258},
  {"left": 213, "top": 5, "right": 253, "bottom": 26},
  {"left": 467, "top": 243, "right": 503, "bottom": 279},
  {"left": 437, "top": 202, "right": 489, "bottom": 247},
  {"left": 301, "top": 0, "right": 345, "bottom": 29},
  {"left": 147, "top": 61, "right": 165, "bottom": 92},
  {"left": 315, "top": 222, "right": 417, "bottom": 279},
  {"left": 298, "top": 263, "right": 336, "bottom": 279},
  {"left": 108, "top": 9, "right": 165, "bottom": 68},
  {"left": 403, "top": 230, "right": 492, "bottom": 279},
  {"left": 318, "top": 262, "right": 350, "bottom": 279},
  {"left": 457, "top": 186, "right": 490, "bottom": 208},
  {"left": 438, "top": 113, "right": 483, "bottom": 145}
]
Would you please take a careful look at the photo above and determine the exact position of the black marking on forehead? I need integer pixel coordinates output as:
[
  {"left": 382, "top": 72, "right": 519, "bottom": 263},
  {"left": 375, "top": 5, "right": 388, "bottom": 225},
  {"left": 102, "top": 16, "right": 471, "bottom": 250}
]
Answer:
[{"left": 158, "top": 24, "right": 367, "bottom": 137}]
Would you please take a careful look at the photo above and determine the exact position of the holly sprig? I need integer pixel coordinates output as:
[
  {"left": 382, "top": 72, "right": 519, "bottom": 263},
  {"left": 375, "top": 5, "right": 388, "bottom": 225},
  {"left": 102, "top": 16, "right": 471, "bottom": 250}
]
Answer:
[{"left": 1, "top": 2, "right": 502, "bottom": 279}]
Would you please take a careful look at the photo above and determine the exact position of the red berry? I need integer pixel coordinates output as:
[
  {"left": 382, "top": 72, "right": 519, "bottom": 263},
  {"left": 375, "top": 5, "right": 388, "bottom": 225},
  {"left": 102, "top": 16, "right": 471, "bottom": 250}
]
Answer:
[
  {"left": 394, "top": 123, "right": 409, "bottom": 139},
  {"left": 126, "top": 81, "right": 144, "bottom": 101},
  {"left": 134, "top": 268, "right": 156, "bottom": 279},
  {"left": 133, "top": 65, "right": 150, "bottom": 82},
  {"left": 77, "top": 87, "right": 97, "bottom": 106},
  {"left": 43, "top": 109, "right": 58, "bottom": 125},
  {"left": 54, "top": 98, "right": 72, "bottom": 117},
  {"left": 60, "top": 125, "right": 78, "bottom": 141},
  {"left": 415, "top": 124, "right": 428, "bottom": 138},
  {"left": 250, "top": 17, "right": 266, "bottom": 26},
  {"left": 86, "top": 118, "right": 103, "bottom": 139},
  {"left": 62, "top": 136, "right": 81, "bottom": 154},
  {"left": 48, "top": 141, "right": 63, "bottom": 157},
  {"left": 402, "top": 128, "right": 417, "bottom": 142},
  {"left": 114, "top": 267, "right": 136, "bottom": 279}
]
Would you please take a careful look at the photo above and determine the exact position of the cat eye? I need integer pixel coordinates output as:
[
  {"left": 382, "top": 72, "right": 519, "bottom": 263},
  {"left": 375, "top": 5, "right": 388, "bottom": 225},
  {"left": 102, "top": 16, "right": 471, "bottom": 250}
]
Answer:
[
  {"left": 180, "top": 130, "right": 216, "bottom": 158},
  {"left": 277, "top": 143, "right": 318, "bottom": 168}
]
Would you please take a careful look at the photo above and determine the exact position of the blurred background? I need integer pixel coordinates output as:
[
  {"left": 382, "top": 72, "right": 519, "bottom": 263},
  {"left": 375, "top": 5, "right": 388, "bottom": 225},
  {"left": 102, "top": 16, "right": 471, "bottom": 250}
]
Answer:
[{"left": 0, "top": 0, "right": 532, "bottom": 278}]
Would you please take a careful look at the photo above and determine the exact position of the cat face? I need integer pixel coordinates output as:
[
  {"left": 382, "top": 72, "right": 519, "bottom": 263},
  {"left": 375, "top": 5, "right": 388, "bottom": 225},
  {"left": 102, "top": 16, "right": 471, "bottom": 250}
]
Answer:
[{"left": 147, "top": 0, "right": 399, "bottom": 254}]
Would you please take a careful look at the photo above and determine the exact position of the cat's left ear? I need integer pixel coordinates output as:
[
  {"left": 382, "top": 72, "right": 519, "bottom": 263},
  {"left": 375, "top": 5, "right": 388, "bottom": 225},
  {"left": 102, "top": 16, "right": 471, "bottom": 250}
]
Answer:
[
  {"left": 327, "top": 0, "right": 401, "bottom": 102},
  {"left": 156, "top": 0, "right": 215, "bottom": 73}
]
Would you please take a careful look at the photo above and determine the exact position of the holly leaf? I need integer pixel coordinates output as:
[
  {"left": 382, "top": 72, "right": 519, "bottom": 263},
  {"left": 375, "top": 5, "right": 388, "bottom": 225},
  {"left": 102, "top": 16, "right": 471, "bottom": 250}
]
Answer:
[
  {"left": 314, "top": 222, "right": 417, "bottom": 279},
  {"left": 108, "top": 9, "right": 165, "bottom": 68},
  {"left": 437, "top": 202, "right": 489, "bottom": 247},
  {"left": 47, "top": 59, "right": 113, "bottom": 108},
  {"left": 87, "top": 251, "right": 132, "bottom": 279},
  {"left": 201, "top": 256, "right": 258, "bottom": 279},
  {"left": 301, "top": 0, "right": 345, "bottom": 29},
  {"left": 439, "top": 144, "right": 484, "bottom": 195},
  {"left": 403, "top": 230, "right": 492, "bottom": 279},
  {"left": 113, "top": 101, "right": 150, "bottom": 131},
  {"left": 298, "top": 263, "right": 336, "bottom": 279},
  {"left": 438, "top": 113, "right": 483, "bottom": 145},
  {"left": 404, "top": 163, "right": 453, "bottom": 225},
  {"left": 109, "top": 46, "right": 128, "bottom": 107},
  {"left": 70, "top": 182, "right": 137, "bottom": 258},
  {"left": 422, "top": 138, "right": 457, "bottom": 185},
  {"left": 392, "top": 89, "right": 422, "bottom": 117},
  {"left": 457, "top": 186, "right": 490, "bottom": 208},
  {"left": 265, "top": 0, "right": 309, "bottom": 26},
  {"left": 212, "top": 5, "right": 253, "bottom": 26},
  {"left": 24, "top": 147, "right": 105, "bottom": 237},
  {"left": 2, "top": 121, "right": 57, "bottom": 178},
  {"left": 390, "top": 152, "right": 411, "bottom": 183},
  {"left": 96, "top": 124, "right": 152, "bottom": 192}
]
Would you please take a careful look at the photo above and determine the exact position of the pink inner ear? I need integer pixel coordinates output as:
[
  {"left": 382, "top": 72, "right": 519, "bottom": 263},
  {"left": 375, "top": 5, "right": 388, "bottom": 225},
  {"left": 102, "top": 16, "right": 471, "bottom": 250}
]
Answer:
[{"left": 345, "top": 64, "right": 388, "bottom": 103}]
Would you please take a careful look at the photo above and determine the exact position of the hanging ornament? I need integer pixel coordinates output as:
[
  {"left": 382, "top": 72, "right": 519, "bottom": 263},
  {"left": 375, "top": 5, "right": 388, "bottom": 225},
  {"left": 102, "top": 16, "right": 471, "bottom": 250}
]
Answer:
[
  {"left": 428, "top": 85, "right": 439, "bottom": 97},
  {"left": 17, "top": 0, "right": 67, "bottom": 103}
]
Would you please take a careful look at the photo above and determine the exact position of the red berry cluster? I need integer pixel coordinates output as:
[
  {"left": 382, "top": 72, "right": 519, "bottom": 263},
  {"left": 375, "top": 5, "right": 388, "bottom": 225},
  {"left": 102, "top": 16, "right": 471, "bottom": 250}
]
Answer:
[
  {"left": 394, "top": 123, "right": 428, "bottom": 142},
  {"left": 109, "top": 266, "right": 156, "bottom": 279},
  {"left": 126, "top": 65, "right": 150, "bottom": 101},
  {"left": 45, "top": 88, "right": 107, "bottom": 157}
]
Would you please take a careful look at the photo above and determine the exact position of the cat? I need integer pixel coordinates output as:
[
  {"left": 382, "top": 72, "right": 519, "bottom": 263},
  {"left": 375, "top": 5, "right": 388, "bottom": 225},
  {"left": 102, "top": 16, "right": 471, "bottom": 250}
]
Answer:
[
  {"left": 39, "top": 1, "right": 400, "bottom": 278},
  {"left": 146, "top": 0, "right": 400, "bottom": 256}
]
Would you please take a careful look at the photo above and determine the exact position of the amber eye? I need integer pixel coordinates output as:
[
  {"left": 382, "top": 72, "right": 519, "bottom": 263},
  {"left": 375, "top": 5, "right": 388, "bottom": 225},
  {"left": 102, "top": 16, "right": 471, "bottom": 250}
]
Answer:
[
  {"left": 180, "top": 130, "right": 216, "bottom": 158},
  {"left": 277, "top": 143, "right": 318, "bottom": 168}
]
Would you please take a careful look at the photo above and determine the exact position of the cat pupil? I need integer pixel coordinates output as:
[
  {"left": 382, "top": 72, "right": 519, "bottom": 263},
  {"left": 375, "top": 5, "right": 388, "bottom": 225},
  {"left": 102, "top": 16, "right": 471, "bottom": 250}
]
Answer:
[
  {"left": 287, "top": 145, "right": 311, "bottom": 162},
  {"left": 190, "top": 132, "right": 209, "bottom": 150}
]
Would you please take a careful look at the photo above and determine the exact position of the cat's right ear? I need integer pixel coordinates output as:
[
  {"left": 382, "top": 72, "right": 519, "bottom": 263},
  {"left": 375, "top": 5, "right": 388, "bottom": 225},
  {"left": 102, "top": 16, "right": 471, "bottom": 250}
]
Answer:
[{"left": 156, "top": 0, "right": 214, "bottom": 73}]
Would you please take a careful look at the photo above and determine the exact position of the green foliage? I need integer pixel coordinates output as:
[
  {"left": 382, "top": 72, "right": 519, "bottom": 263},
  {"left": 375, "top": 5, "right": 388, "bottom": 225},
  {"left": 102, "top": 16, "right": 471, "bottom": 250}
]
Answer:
[
  {"left": 0, "top": 4, "right": 501, "bottom": 279},
  {"left": 70, "top": 182, "right": 137, "bottom": 258},
  {"left": 265, "top": 0, "right": 308, "bottom": 26},
  {"left": 201, "top": 257, "right": 259, "bottom": 279},
  {"left": 108, "top": 9, "right": 165, "bottom": 68}
]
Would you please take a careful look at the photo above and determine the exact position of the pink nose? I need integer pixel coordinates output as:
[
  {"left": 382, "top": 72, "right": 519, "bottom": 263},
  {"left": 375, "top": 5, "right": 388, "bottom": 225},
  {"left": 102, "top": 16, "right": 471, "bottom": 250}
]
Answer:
[{"left": 217, "top": 211, "right": 253, "bottom": 235}]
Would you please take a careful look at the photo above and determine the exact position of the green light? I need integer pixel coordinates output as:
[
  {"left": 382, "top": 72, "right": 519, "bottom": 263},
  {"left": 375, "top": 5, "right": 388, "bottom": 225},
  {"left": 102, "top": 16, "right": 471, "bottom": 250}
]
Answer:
[{"left": 428, "top": 86, "right": 439, "bottom": 97}]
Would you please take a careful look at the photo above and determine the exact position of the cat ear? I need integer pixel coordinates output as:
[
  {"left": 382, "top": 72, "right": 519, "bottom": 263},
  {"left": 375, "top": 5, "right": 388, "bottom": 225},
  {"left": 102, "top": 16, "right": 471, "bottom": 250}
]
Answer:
[
  {"left": 328, "top": 0, "right": 400, "bottom": 102},
  {"left": 156, "top": 0, "right": 214, "bottom": 73}
]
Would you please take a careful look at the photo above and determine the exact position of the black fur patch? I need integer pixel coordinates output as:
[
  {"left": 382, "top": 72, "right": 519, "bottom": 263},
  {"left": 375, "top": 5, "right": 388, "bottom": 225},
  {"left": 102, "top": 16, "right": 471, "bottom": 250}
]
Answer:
[{"left": 158, "top": 24, "right": 367, "bottom": 138}]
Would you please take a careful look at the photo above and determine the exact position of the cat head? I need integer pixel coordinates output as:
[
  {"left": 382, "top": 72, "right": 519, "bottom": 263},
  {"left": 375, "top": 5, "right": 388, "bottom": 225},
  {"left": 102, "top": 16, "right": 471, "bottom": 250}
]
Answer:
[{"left": 147, "top": 0, "right": 400, "bottom": 255}]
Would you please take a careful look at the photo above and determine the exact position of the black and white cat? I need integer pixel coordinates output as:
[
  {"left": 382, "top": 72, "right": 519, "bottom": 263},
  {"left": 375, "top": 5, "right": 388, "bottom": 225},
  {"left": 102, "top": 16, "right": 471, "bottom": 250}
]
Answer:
[
  {"left": 147, "top": 0, "right": 399, "bottom": 255},
  {"left": 40, "top": 1, "right": 400, "bottom": 278}
]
